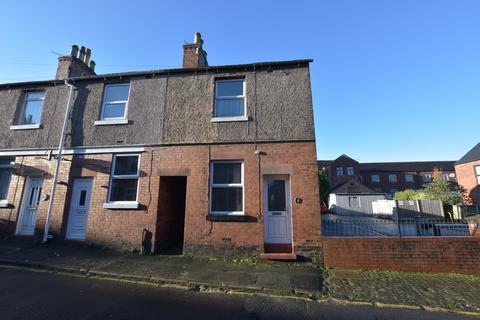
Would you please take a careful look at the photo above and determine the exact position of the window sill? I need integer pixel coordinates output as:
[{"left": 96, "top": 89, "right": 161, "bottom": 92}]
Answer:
[
  {"left": 103, "top": 202, "right": 139, "bottom": 209},
  {"left": 206, "top": 214, "right": 257, "bottom": 222},
  {"left": 0, "top": 201, "right": 9, "bottom": 208},
  {"left": 211, "top": 116, "right": 249, "bottom": 123},
  {"left": 94, "top": 119, "right": 129, "bottom": 126},
  {"left": 10, "top": 124, "right": 41, "bottom": 130}
]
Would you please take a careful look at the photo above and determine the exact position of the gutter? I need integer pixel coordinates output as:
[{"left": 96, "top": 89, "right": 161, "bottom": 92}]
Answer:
[{"left": 42, "top": 79, "right": 76, "bottom": 243}]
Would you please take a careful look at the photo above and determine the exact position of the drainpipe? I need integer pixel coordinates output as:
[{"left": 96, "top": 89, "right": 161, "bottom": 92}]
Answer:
[{"left": 42, "top": 79, "right": 76, "bottom": 243}]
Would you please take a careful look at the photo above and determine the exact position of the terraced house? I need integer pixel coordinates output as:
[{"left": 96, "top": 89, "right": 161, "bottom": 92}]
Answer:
[{"left": 0, "top": 34, "right": 320, "bottom": 259}]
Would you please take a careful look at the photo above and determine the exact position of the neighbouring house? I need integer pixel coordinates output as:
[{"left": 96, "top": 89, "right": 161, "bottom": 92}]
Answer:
[
  {"left": 455, "top": 143, "right": 480, "bottom": 205},
  {"left": 318, "top": 154, "right": 456, "bottom": 198},
  {"left": 0, "top": 33, "right": 320, "bottom": 259}
]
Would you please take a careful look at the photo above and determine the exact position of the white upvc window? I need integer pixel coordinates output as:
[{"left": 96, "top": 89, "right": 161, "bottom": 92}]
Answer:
[
  {"left": 100, "top": 83, "right": 131, "bottom": 121},
  {"left": 405, "top": 174, "right": 414, "bottom": 182},
  {"left": 336, "top": 167, "right": 344, "bottom": 176},
  {"left": 209, "top": 161, "right": 244, "bottom": 215},
  {"left": 213, "top": 79, "right": 246, "bottom": 121},
  {"left": 347, "top": 166, "right": 354, "bottom": 176},
  {"left": 475, "top": 166, "right": 480, "bottom": 185},
  {"left": 371, "top": 175, "right": 380, "bottom": 183},
  {"left": 422, "top": 173, "right": 432, "bottom": 182},
  {"left": 107, "top": 154, "right": 140, "bottom": 206},
  {"left": 388, "top": 174, "right": 397, "bottom": 183},
  {"left": 20, "top": 91, "right": 45, "bottom": 125},
  {"left": 0, "top": 159, "right": 14, "bottom": 207}
]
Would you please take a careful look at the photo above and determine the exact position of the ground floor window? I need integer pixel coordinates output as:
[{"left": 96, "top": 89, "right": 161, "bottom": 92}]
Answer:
[
  {"left": 209, "top": 161, "right": 243, "bottom": 215},
  {"left": 0, "top": 159, "right": 14, "bottom": 204},
  {"left": 108, "top": 154, "right": 140, "bottom": 202}
]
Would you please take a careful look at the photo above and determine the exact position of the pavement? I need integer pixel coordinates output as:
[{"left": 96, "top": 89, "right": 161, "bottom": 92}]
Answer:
[
  {"left": 0, "top": 240, "right": 323, "bottom": 298},
  {"left": 0, "top": 265, "right": 476, "bottom": 320},
  {"left": 1, "top": 240, "right": 480, "bottom": 318}
]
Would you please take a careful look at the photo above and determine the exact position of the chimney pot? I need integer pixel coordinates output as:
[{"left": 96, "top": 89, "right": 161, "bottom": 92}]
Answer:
[
  {"left": 194, "top": 32, "right": 202, "bottom": 45},
  {"left": 85, "top": 48, "right": 92, "bottom": 65},
  {"left": 89, "top": 60, "right": 96, "bottom": 72},
  {"left": 78, "top": 46, "right": 86, "bottom": 62},
  {"left": 70, "top": 45, "right": 79, "bottom": 58}
]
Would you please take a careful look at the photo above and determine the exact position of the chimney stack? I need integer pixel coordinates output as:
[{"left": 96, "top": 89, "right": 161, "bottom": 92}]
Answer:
[
  {"left": 55, "top": 44, "right": 96, "bottom": 79},
  {"left": 183, "top": 32, "right": 208, "bottom": 68}
]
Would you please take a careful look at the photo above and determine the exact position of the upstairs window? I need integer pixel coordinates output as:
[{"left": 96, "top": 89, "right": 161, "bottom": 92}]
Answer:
[
  {"left": 405, "top": 174, "right": 414, "bottom": 182},
  {"left": 476, "top": 166, "right": 480, "bottom": 185},
  {"left": 108, "top": 154, "right": 139, "bottom": 203},
  {"left": 214, "top": 79, "right": 246, "bottom": 118},
  {"left": 0, "top": 159, "right": 14, "bottom": 204},
  {"left": 210, "top": 161, "right": 243, "bottom": 214},
  {"left": 101, "top": 84, "right": 130, "bottom": 120},
  {"left": 336, "top": 167, "right": 344, "bottom": 176},
  {"left": 20, "top": 92, "right": 45, "bottom": 125},
  {"left": 347, "top": 166, "right": 354, "bottom": 176},
  {"left": 388, "top": 174, "right": 397, "bottom": 183},
  {"left": 422, "top": 174, "right": 432, "bottom": 183},
  {"left": 371, "top": 175, "right": 380, "bottom": 183}
]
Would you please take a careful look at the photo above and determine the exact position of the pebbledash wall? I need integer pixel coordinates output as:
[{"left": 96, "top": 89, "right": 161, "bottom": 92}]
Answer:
[{"left": 323, "top": 237, "right": 480, "bottom": 275}]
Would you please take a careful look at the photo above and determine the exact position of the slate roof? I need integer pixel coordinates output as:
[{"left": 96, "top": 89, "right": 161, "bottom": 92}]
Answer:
[
  {"left": 456, "top": 143, "right": 480, "bottom": 165},
  {"left": 0, "top": 59, "right": 313, "bottom": 88}
]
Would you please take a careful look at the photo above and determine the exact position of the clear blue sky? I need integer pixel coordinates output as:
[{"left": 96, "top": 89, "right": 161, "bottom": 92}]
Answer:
[{"left": 1, "top": 0, "right": 478, "bottom": 162}]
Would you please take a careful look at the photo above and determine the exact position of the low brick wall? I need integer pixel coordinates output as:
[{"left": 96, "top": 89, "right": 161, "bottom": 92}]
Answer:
[{"left": 323, "top": 237, "right": 480, "bottom": 275}]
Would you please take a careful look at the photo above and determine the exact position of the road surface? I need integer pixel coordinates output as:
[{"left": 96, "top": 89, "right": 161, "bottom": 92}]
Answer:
[{"left": 0, "top": 265, "right": 473, "bottom": 320}]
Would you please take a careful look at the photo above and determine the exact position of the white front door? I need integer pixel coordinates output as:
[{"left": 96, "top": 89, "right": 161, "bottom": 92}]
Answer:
[
  {"left": 16, "top": 177, "right": 44, "bottom": 236},
  {"left": 263, "top": 175, "right": 292, "bottom": 244},
  {"left": 66, "top": 178, "right": 93, "bottom": 240}
]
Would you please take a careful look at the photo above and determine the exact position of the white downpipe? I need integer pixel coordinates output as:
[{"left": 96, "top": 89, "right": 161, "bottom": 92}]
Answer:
[{"left": 42, "top": 80, "right": 76, "bottom": 243}]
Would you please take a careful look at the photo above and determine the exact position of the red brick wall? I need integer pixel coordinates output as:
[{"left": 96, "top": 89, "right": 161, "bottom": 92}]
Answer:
[
  {"left": 0, "top": 155, "right": 72, "bottom": 237},
  {"left": 1, "top": 142, "right": 321, "bottom": 256},
  {"left": 323, "top": 237, "right": 480, "bottom": 275},
  {"left": 455, "top": 160, "right": 480, "bottom": 205}
]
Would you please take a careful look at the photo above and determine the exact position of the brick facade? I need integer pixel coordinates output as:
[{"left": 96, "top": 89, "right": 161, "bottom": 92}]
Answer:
[
  {"left": 455, "top": 159, "right": 480, "bottom": 205},
  {"left": 323, "top": 237, "right": 480, "bottom": 275},
  {"left": 0, "top": 142, "right": 321, "bottom": 257}
]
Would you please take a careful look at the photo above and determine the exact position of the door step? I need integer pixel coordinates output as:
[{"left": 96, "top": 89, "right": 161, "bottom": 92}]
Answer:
[{"left": 260, "top": 253, "right": 297, "bottom": 261}]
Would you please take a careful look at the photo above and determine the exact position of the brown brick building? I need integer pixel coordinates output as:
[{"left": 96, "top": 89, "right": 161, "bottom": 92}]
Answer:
[
  {"left": 319, "top": 154, "right": 456, "bottom": 198},
  {"left": 455, "top": 143, "right": 480, "bottom": 205},
  {"left": 0, "top": 34, "right": 320, "bottom": 259}
]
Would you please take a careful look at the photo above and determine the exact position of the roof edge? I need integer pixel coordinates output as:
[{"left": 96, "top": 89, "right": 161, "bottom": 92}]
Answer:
[{"left": 0, "top": 59, "right": 313, "bottom": 89}]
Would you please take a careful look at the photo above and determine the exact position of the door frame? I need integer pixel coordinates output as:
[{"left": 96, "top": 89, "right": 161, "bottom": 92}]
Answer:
[
  {"left": 66, "top": 178, "right": 93, "bottom": 240},
  {"left": 15, "top": 176, "right": 43, "bottom": 236},
  {"left": 263, "top": 174, "right": 293, "bottom": 247}
]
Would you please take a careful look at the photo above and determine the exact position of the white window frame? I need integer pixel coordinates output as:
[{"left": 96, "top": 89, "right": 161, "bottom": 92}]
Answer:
[
  {"left": 371, "top": 175, "right": 380, "bottom": 183},
  {"left": 475, "top": 166, "right": 480, "bottom": 185},
  {"left": 19, "top": 91, "right": 45, "bottom": 126},
  {"left": 388, "top": 174, "right": 397, "bottom": 183},
  {"left": 99, "top": 83, "right": 131, "bottom": 121},
  {"left": 0, "top": 159, "right": 15, "bottom": 207},
  {"left": 405, "top": 174, "right": 414, "bottom": 182},
  {"left": 336, "top": 167, "right": 344, "bottom": 176},
  {"left": 347, "top": 166, "right": 354, "bottom": 176},
  {"left": 212, "top": 79, "right": 247, "bottom": 121},
  {"left": 209, "top": 160, "right": 244, "bottom": 215},
  {"left": 422, "top": 173, "right": 432, "bottom": 183},
  {"left": 105, "top": 153, "right": 140, "bottom": 208}
]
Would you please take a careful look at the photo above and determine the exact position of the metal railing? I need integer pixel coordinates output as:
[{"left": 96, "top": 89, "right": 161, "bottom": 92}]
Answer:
[{"left": 322, "top": 216, "right": 479, "bottom": 237}]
